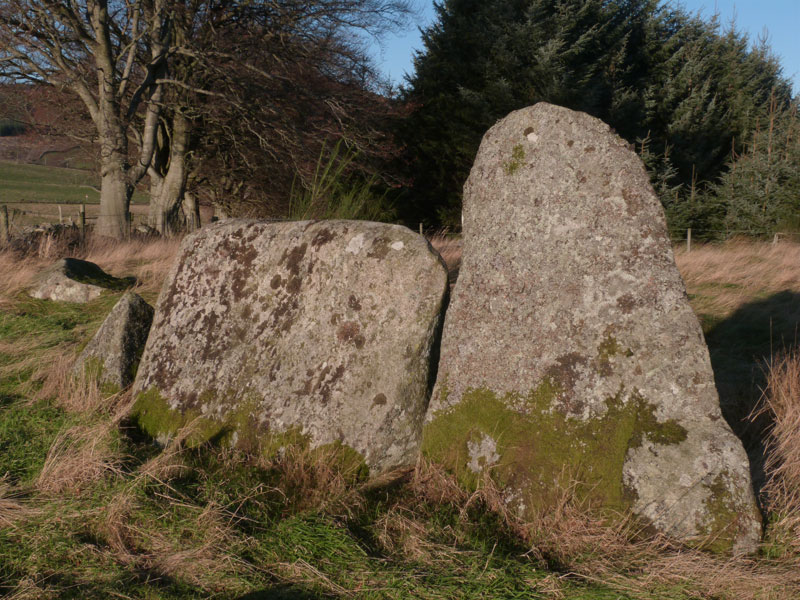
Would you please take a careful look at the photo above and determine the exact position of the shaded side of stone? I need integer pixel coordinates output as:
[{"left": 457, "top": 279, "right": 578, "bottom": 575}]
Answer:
[
  {"left": 29, "top": 258, "right": 136, "bottom": 303},
  {"left": 424, "top": 102, "right": 761, "bottom": 552},
  {"left": 132, "top": 220, "right": 449, "bottom": 473},
  {"left": 73, "top": 292, "right": 155, "bottom": 390}
]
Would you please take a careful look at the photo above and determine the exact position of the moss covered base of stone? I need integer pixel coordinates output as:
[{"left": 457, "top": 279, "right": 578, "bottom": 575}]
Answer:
[
  {"left": 689, "top": 472, "right": 763, "bottom": 554},
  {"left": 422, "top": 382, "right": 687, "bottom": 519},
  {"left": 131, "top": 387, "right": 369, "bottom": 480},
  {"left": 80, "top": 357, "right": 121, "bottom": 396}
]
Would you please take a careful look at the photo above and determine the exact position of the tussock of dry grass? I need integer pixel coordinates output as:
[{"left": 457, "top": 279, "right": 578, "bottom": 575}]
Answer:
[
  {"left": 33, "top": 350, "right": 105, "bottom": 412},
  {"left": 149, "top": 504, "right": 248, "bottom": 589},
  {"left": 83, "top": 235, "right": 182, "bottom": 296},
  {"left": 759, "top": 352, "right": 800, "bottom": 556},
  {"left": 4, "top": 578, "right": 52, "bottom": 600},
  {"left": 257, "top": 442, "right": 368, "bottom": 516},
  {"left": 35, "top": 420, "right": 124, "bottom": 495},
  {"left": 0, "top": 477, "right": 35, "bottom": 529},
  {"left": 30, "top": 355, "right": 135, "bottom": 494},
  {"left": 92, "top": 489, "right": 140, "bottom": 561},
  {"left": 0, "top": 231, "right": 182, "bottom": 301},
  {"left": 404, "top": 458, "right": 800, "bottom": 599},
  {"left": 0, "top": 252, "right": 40, "bottom": 303}
]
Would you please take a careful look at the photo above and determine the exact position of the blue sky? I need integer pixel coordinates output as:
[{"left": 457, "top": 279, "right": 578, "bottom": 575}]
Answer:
[{"left": 374, "top": 0, "right": 800, "bottom": 94}]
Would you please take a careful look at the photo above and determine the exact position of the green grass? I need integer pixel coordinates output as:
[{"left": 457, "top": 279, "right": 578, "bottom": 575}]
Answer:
[
  {"left": 0, "top": 286, "right": 651, "bottom": 599},
  {"left": 0, "top": 160, "right": 148, "bottom": 205},
  {"left": 1, "top": 243, "right": 799, "bottom": 599},
  {"left": 0, "top": 161, "right": 100, "bottom": 204}
]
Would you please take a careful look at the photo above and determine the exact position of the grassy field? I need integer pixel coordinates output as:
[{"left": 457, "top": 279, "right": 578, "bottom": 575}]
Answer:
[
  {"left": 0, "top": 161, "right": 149, "bottom": 206},
  {"left": 0, "top": 237, "right": 799, "bottom": 598}
]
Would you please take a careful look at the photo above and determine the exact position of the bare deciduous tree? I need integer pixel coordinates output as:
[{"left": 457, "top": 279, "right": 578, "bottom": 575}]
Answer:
[
  {"left": 1, "top": 0, "right": 414, "bottom": 238},
  {"left": 0, "top": 0, "right": 174, "bottom": 237}
]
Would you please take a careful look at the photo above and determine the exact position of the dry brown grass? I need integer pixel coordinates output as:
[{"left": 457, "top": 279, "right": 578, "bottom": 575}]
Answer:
[
  {"left": 257, "top": 442, "right": 368, "bottom": 516},
  {"left": 0, "top": 231, "right": 182, "bottom": 303},
  {"left": 141, "top": 501, "right": 248, "bottom": 591},
  {"left": 33, "top": 350, "right": 105, "bottom": 412},
  {"left": 32, "top": 357, "right": 134, "bottom": 494},
  {"left": 676, "top": 240, "right": 800, "bottom": 318},
  {"left": 83, "top": 235, "right": 182, "bottom": 297},
  {"left": 428, "top": 232, "right": 462, "bottom": 286},
  {"left": 3, "top": 578, "right": 55, "bottom": 600},
  {"left": 0, "top": 477, "right": 36, "bottom": 530},
  {"left": 0, "top": 251, "right": 41, "bottom": 303},
  {"left": 405, "top": 458, "right": 800, "bottom": 599},
  {"left": 35, "top": 420, "right": 124, "bottom": 495},
  {"left": 759, "top": 352, "right": 800, "bottom": 557},
  {"left": 86, "top": 482, "right": 251, "bottom": 593}
]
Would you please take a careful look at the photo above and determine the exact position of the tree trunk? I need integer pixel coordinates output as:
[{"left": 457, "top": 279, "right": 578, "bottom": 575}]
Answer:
[
  {"left": 148, "top": 114, "right": 190, "bottom": 235},
  {"left": 96, "top": 161, "right": 132, "bottom": 239},
  {"left": 182, "top": 190, "right": 201, "bottom": 232},
  {"left": 149, "top": 173, "right": 184, "bottom": 235}
]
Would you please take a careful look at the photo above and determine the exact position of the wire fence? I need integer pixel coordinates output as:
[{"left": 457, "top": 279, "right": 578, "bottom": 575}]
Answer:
[
  {"left": 1, "top": 204, "right": 148, "bottom": 227},
  {"left": 4, "top": 202, "right": 800, "bottom": 251}
]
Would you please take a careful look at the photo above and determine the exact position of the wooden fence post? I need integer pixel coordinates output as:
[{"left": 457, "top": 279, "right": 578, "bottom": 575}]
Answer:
[
  {"left": 58, "top": 205, "right": 63, "bottom": 224},
  {"left": 1, "top": 205, "right": 9, "bottom": 245},
  {"left": 79, "top": 204, "right": 86, "bottom": 240},
  {"left": 686, "top": 228, "right": 692, "bottom": 253}
]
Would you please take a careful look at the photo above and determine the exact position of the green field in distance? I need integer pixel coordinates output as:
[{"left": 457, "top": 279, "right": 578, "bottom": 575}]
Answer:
[{"left": 0, "top": 161, "right": 148, "bottom": 205}]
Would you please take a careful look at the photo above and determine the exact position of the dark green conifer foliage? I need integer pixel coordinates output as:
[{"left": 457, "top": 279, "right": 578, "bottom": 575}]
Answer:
[
  {"left": 708, "top": 99, "right": 800, "bottom": 237},
  {"left": 401, "top": 0, "right": 796, "bottom": 233}
]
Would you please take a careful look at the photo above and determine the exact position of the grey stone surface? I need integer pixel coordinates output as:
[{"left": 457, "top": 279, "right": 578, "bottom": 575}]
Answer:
[
  {"left": 73, "top": 292, "right": 154, "bottom": 390},
  {"left": 30, "top": 258, "right": 135, "bottom": 303},
  {"left": 132, "top": 220, "right": 448, "bottom": 473},
  {"left": 424, "top": 103, "right": 761, "bottom": 552}
]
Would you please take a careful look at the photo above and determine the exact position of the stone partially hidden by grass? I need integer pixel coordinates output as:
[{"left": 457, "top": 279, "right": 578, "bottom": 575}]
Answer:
[
  {"left": 1, "top": 238, "right": 800, "bottom": 598},
  {"left": 29, "top": 258, "right": 136, "bottom": 304}
]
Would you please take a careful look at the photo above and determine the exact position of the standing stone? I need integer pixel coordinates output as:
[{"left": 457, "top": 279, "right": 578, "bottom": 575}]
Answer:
[
  {"left": 30, "top": 258, "right": 135, "bottom": 303},
  {"left": 424, "top": 103, "right": 761, "bottom": 552},
  {"left": 73, "top": 292, "right": 155, "bottom": 390},
  {"left": 132, "top": 220, "right": 448, "bottom": 473}
]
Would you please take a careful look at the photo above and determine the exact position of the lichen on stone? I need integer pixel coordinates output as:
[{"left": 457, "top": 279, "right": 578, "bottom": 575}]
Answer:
[{"left": 131, "top": 220, "right": 448, "bottom": 474}]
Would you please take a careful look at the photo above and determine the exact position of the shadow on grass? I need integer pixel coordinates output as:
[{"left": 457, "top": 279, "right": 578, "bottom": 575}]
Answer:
[
  {"left": 705, "top": 289, "right": 800, "bottom": 502},
  {"left": 0, "top": 391, "right": 23, "bottom": 408},
  {"left": 236, "top": 584, "right": 331, "bottom": 599}
]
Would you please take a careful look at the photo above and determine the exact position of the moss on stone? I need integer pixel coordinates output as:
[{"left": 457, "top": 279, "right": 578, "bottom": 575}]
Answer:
[
  {"left": 258, "top": 426, "right": 311, "bottom": 458},
  {"left": 131, "top": 387, "right": 223, "bottom": 447},
  {"left": 596, "top": 334, "right": 634, "bottom": 376},
  {"left": 312, "top": 440, "right": 370, "bottom": 482},
  {"left": 80, "top": 356, "right": 121, "bottom": 396},
  {"left": 82, "top": 356, "right": 105, "bottom": 382},
  {"left": 597, "top": 334, "right": 633, "bottom": 361},
  {"left": 503, "top": 144, "right": 525, "bottom": 175},
  {"left": 694, "top": 472, "right": 752, "bottom": 553},
  {"left": 422, "top": 382, "right": 687, "bottom": 518},
  {"left": 131, "top": 388, "right": 367, "bottom": 482}
]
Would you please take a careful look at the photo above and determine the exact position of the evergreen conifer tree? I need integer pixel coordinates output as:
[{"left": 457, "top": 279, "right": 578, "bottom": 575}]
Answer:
[{"left": 400, "top": 0, "right": 796, "bottom": 232}]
